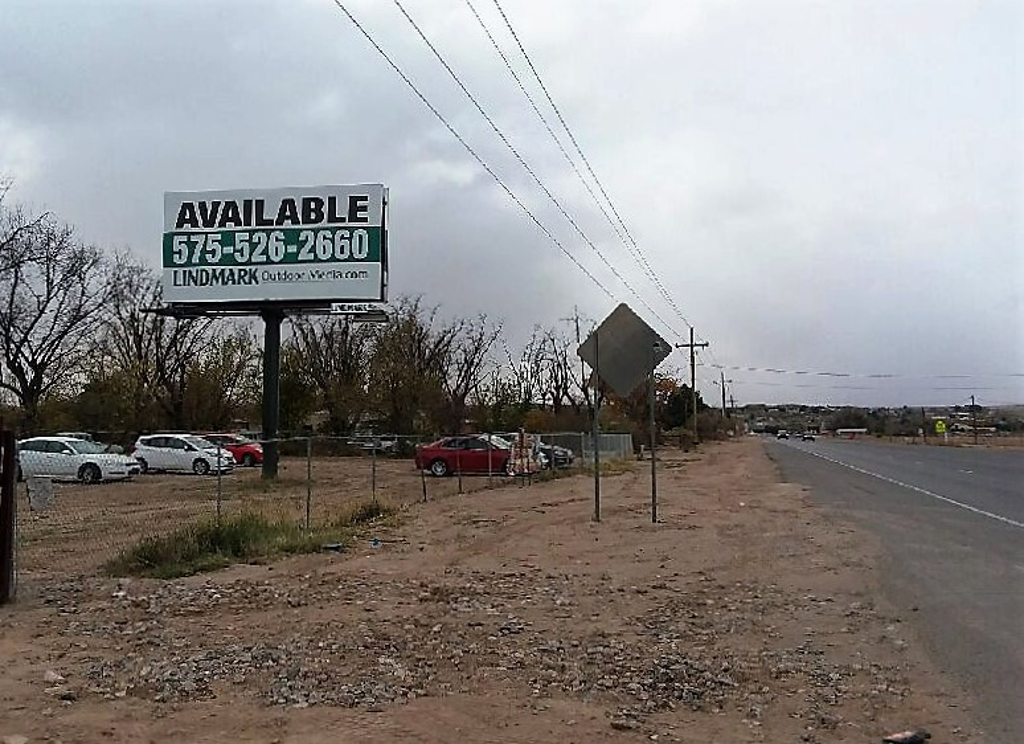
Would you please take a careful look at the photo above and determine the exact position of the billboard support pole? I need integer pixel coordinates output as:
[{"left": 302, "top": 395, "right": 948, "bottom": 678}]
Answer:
[{"left": 262, "top": 308, "right": 283, "bottom": 480}]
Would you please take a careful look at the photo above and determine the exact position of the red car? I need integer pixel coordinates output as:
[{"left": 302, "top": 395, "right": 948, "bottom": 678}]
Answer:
[
  {"left": 415, "top": 435, "right": 511, "bottom": 477},
  {"left": 200, "top": 433, "right": 263, "bottom": 467}
]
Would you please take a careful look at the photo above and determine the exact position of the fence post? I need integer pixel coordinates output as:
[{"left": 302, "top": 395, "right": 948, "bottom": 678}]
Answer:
[
  {"left": 487, "top": 433, "right": 493, "bottom": 488},
  {"left": 1, "top": 428, "right": 17, "bottom": 604},
  {"left": 305, "top": 436, "right": 312, "bottom": 531},
  {"left": 371, "top": 434, "right": 378, "bottom": 505},
  {"left": 456, "top": 447, "right": 463, "bottom": 494},
  {"left": 216, "top": 443, "right": 223, "bottom": 527}
]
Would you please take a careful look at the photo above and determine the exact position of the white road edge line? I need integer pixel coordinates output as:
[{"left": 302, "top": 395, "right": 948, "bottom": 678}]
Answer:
[{"left": 800, "top": 447, "right": 1024, "bottom": 530}]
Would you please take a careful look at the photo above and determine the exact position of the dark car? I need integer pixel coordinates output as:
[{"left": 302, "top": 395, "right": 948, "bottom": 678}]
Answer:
[
  {"left": 801, "top": 432, "right": 816, "bottom": 441},
  {"left": 200, "top": 433, "right": 264, "bottom": 467},
  {"left": 776, "top": 430, "right": 789, "bottom": 440},
  {"left": 505, "top": 434, "right": 574, "bottom": 469},
  {"left": 415, "top": 435, "right": 512, "bottom": 477}
]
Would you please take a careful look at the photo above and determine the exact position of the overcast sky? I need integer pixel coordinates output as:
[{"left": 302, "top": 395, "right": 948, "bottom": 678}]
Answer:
[{"left": 1, "top": 0, "right": 1021, "bottom": 407}]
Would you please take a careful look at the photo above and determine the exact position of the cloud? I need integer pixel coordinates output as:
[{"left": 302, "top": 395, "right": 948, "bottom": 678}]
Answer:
[{"left": 0, "top": 0, "right": 1019, "bottom": 406}]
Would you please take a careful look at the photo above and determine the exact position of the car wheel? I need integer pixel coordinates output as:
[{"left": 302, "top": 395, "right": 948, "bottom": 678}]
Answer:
[
  {"left": 429, "top": 459, "right": 449, "bottom": 477},
  {"left": 193, "top": 458, "right": 211, "bottom": 476},
  {"left": 136, "top": 458, "right": 149, "bottom": 474},
  {"left": 78, "top": 463, "right": 102, "bottom": 484},
  {"left": 242, "top": 452, "right": 257, "bottom": 467}
]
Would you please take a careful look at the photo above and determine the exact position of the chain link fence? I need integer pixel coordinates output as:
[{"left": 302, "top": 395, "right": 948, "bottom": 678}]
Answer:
[{"left": 10, "top": 430, "right": 629, "bottom": 580}]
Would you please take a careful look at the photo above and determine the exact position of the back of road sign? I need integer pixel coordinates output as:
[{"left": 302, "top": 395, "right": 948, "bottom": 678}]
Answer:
[{"left": 577, "top": 303, "right": 671, "bottom": 397}]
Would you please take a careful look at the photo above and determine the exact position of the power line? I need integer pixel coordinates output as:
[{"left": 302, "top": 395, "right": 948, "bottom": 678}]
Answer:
[
  {"left": 466, "top": 0, "right": 690, "bottom": 335},
  {"left": 489, "top": 0, "right": 697, "bottom": 335},
  {"left": 727, "top": 378, "right": 1018, "bottom": 392},
  {"left": 327, "top": 0, "right": 613, "bottom": 301},
  {"left": 390, "top": 0, "right": 681, "bottom": 338},
  {"left": 710, "top": 363, "right": 1024, "bottom": 380}
]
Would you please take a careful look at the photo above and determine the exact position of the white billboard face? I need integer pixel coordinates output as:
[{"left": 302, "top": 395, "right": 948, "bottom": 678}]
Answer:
[{"left": 162, "top": 184, "right": 387, "bottom": 305}]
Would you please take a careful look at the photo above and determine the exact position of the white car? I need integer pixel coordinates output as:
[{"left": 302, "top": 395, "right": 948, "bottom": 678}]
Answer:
[
  {"left": 132, "top": 434, "right": 234, "bottom": 475},
  {"left": 17, "top": 436, "right": 141, "bottom": 483}
]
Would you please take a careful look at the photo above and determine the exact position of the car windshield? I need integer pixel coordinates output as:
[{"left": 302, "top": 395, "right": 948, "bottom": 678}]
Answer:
[
  {"left": 184, "top": 436, "right": 215, "bottom": 449},
  {"left": 486, "top": 435, "right": 513, "bottom": 449},
  {"left": 209, "top": 434, "right": 244, "bottom": 445},
  {"left": 68, "top": 439, "right": 107, "bottom": 454}
]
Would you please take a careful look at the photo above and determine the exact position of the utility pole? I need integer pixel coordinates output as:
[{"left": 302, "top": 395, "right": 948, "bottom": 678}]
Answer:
[
  {"left": 720, "top": 371, "right": 727, "bottom": 417},
  {"left": 649, "top": 343, "right": 660, "bottom": 523},
  {"left": 675, "top": 328, "right": 708, "bottom": 443},
  {"left": 971, "top": 395, "right": 978, "bottom": 445},
  {"left": 574, "top": 309, "right": 601, "bottom": 522}
]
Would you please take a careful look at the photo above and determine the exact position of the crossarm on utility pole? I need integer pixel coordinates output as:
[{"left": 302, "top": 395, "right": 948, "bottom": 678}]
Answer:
[{"left": 675, "top": 328, "right": 709, "bottom": 443}]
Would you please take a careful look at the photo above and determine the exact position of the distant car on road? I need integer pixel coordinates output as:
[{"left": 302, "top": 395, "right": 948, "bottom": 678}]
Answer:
[
  {"left": 17, "top": 436, "right": 140, "bottom": 483},
  {"left": 415, "top": 435, "right": 512, "bottom": 477},
  {"left": 132, "top": 434, "right": 234, "bottom": 475},
  {"left": 801, "top": 432, "right": 816, "bottom": 441},
  {"left": 200, "top": 433, "right": 263, "bottom": 466},
  {"left": 776, "top": 430, "right": 790, "bottom": 440}
]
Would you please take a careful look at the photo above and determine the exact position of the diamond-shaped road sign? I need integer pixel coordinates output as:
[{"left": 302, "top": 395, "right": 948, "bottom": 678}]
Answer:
[{"left": 577, "top": 303, "right": 671, "bottom": 397}]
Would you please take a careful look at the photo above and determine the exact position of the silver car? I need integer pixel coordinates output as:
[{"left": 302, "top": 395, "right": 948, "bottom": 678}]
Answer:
[
  {"left": 17, "top": 436, "right": 141, "bottom": 483},
  {"left": 132, "top": 434, "right": 234, "bottom": 475}
]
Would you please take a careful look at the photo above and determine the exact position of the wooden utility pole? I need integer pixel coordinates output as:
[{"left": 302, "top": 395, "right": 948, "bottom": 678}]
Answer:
[
  {"left": 675, "top": 329, "right": 709, "bottom": 443},
  {"left": 971, "top": 395, "right": 978, "bottom": 445},
  {"left": 720, "top": 371, "right": 727, "bottom": 416},
  {"left": 576, "top": 309, "right": 601, "bottom": 522}
]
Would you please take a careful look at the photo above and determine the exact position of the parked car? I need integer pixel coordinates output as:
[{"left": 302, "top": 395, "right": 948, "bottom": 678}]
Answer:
[
  {"left": 776, "top": 430, "right": 790, "bottom": 440},
  {"left": 415, "top": 435, "right": 513, "bottom": 477},
  {"left": 17, "top": 436, "right": 140, "bottom": 483},
  {"left": 132, "top": 434, "right": 234, "bottom": 475},
  {"left": 801, "top": 432, "right": 816, "bottom": 441},
  {"left": 55, "top": 432, "right": 125, "bottom": 453},
  {"left": 502, "top": 433, "right": 574, "bottom": 469},
  {"left": 200, "top": 433, "right": 263, "bottom": 466},
  {"left": 345, "top": 434, "right": 398, "bottom": 454}
]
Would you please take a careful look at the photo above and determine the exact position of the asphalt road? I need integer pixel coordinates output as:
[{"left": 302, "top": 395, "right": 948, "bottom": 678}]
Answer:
[{"left": 766, "top": 437, "right": 1024, "bottom": 742}]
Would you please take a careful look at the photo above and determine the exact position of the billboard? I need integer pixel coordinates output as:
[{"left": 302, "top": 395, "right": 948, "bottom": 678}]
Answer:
[{"left": 162, "top": 184, "right": 387, "bottom": 306}]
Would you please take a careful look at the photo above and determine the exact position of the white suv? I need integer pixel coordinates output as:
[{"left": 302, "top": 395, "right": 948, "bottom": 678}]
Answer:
[{"left": 132, "top": 434, "right": 234, "bottom": 475}]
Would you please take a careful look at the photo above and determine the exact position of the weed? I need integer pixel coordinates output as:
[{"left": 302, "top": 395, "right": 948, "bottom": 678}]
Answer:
[{"left": 103, "top": 502, "right": 392, "bottom": 579}]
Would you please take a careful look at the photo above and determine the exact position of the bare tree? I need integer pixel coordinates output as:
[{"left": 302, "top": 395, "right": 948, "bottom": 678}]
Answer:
[
  {"left": 91, "top": 254, "right": 216, "bottom": 431},
  {"left": 369, "top": 298, "right": 460, "bottom": 434},
  {"left": 441, "top": 314, "right": 502, "bottom": 431},
  {"left": 284, "top": 315, "right": 374, "bottom": 434},
  {"left": 181, "top": 324, "right": 260, "bottom": 430},
  {"left": 0, "top": 202, "right": 111, "bottom": 432}
]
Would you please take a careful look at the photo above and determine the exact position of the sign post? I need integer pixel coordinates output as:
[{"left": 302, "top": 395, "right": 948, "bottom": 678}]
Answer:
[{"left": 579, "top": 304, "right": 670, "bottom": 523}]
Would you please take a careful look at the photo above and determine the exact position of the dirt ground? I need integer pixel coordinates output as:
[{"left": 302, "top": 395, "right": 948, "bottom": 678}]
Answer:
[
  {"left": 13, "top": 453, "right": 483, "bottom": 575},
  {"left": 0, "top": 439, "right": 983, "bottom": 743}
]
